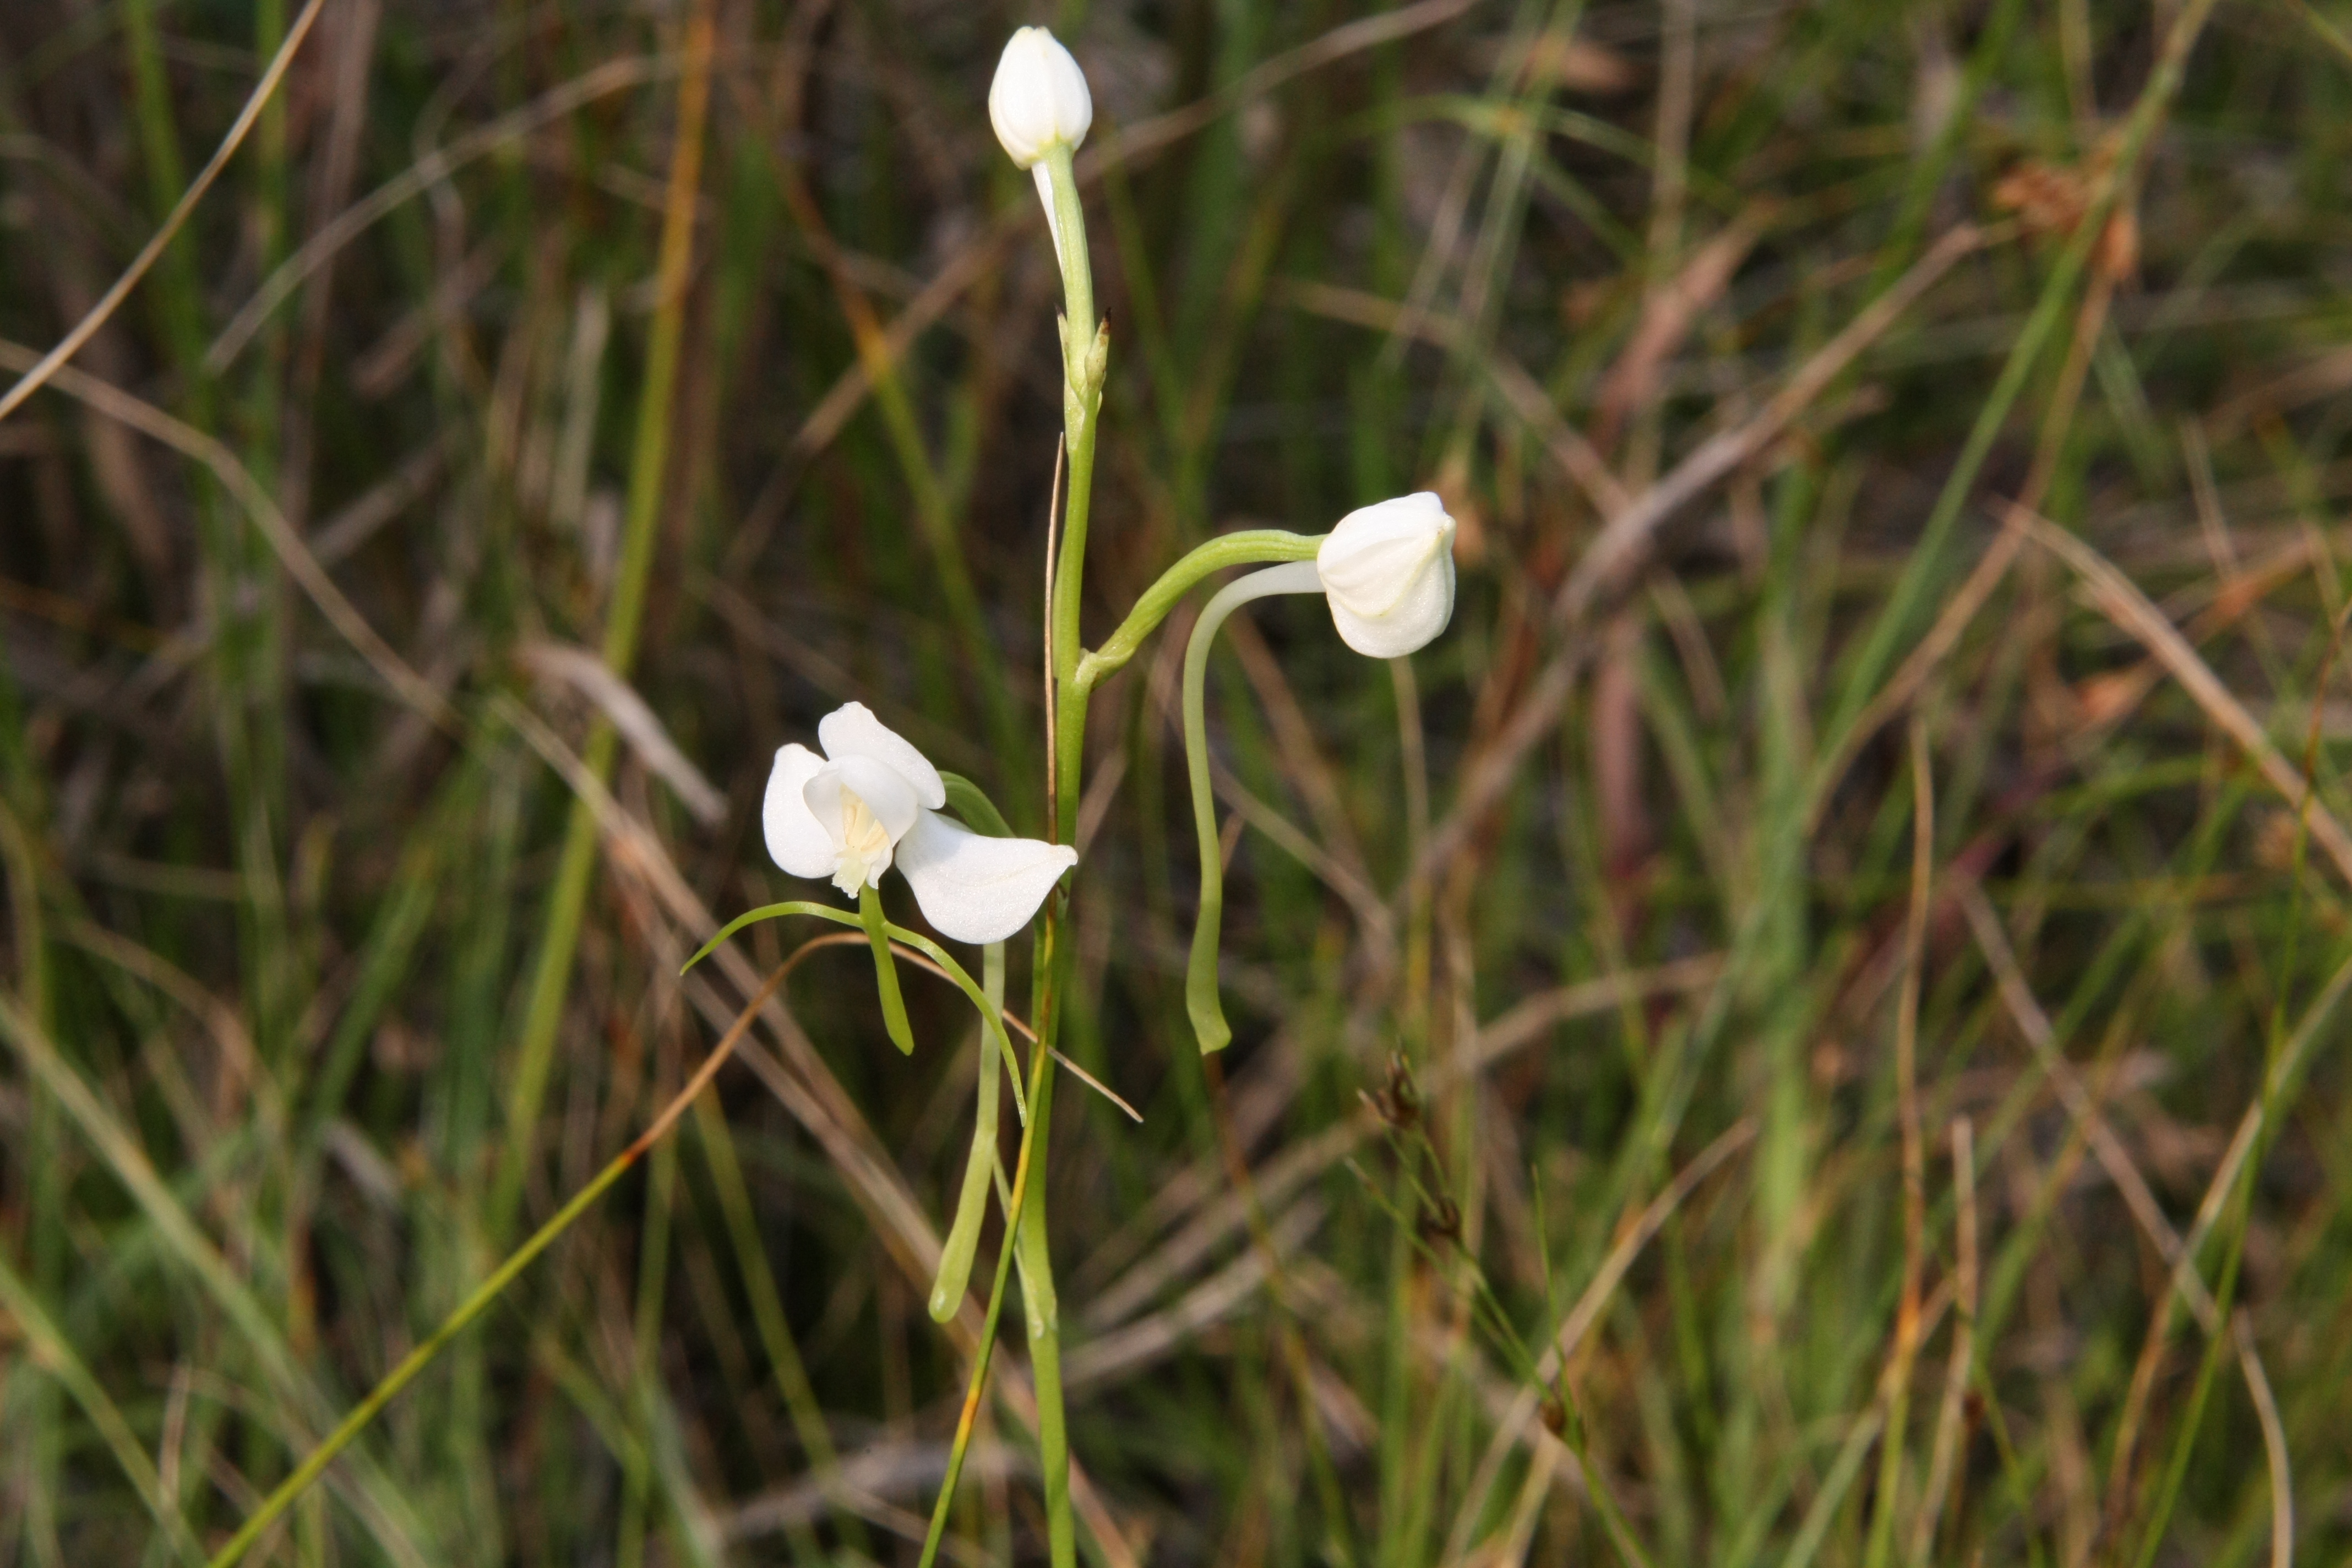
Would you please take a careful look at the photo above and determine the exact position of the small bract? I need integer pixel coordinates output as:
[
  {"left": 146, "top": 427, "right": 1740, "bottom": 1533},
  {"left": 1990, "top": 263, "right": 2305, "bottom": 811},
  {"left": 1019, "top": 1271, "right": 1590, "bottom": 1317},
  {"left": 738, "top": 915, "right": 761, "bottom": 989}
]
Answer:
[
  {"left": 765, "top": 703, "right": 1075, "bottom": 944},
  {"left": 1315, "top": 492, "right": 1458, "bottom": 658}
]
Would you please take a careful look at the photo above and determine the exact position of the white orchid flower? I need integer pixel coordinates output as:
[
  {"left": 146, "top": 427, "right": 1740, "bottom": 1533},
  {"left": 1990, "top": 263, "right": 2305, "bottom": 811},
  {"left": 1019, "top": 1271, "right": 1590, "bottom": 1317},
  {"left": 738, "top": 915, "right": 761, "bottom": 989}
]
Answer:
[
  {"left": 989, "top": 26, "right": 1092, "bottom": 272},
  {"left": 764, "top": 703, "right": 1075, "bottom": 944},
  {"left": 1314, "top": 491, "right": 1458, "bottom": 658}
]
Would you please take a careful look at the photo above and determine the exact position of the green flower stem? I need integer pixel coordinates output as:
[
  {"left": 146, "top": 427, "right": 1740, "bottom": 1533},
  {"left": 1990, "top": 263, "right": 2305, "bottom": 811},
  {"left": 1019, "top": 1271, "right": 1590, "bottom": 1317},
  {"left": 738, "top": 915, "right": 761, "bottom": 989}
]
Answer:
[
  {"left": 917, "top": 992, "right": 1058, "bottom": 1568},
  {"left": 859, "top": 883, "right": 918, "bottom": 1055},
  {"left": 929, "top": 943, "right": 1006, "bottom": 1321},
  {"left": 1074, "top": 530, "right": 1324, "bottom": 692},
  {"left": 1181, "top": 563, "right": 1326, "bottom": 1053},
  {"left": 683, "top": 903, "right": 1023, "bottom": 1115},
  {"left": 1043, "top": 144, "right": 1095, "bottom": 379},
  {"left": 1033, "top": 143, "right": 1093, "bottom": 1568},
  {"left": 1012, "top": 1046, "right": 1069, "bottom": 1559},
  {"left": 927, "top": 773, "right": 1023, "bottom": 1322},
  {"left": 1043, "top": 146, "right": 1098, "bottom": 752}
]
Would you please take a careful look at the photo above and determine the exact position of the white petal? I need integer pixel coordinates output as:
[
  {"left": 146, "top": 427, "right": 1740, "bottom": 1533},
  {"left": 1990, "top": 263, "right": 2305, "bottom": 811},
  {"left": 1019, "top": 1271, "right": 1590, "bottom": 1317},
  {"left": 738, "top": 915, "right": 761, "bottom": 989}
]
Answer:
[
  {"left": 895, "top": 810, "right": 1077, "bottom": 944},
  {"left": 763, "top": 745, "right": 835, "bottom": 878},
  {"left": 818, "top": 701, "right": 945, "bottom": 809},
  {"left": 803, "top": 754, "right": 922, "bottom": 848}
]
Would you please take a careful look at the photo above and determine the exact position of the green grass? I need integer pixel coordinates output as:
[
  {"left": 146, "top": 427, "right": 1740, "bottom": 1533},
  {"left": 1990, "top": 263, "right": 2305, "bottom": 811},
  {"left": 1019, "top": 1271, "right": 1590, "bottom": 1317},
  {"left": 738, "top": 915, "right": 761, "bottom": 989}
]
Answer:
[{"left": 7, "top": 0, "right": 2352, "bottom": 1563}]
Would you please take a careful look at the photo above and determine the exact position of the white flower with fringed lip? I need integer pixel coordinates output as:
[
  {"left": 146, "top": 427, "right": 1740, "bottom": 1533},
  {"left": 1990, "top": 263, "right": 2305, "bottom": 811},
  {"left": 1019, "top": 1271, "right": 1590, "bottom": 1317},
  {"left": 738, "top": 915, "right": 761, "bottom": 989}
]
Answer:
[{"left": 764, "top": 704, "right": 1075, "bottom": 944}]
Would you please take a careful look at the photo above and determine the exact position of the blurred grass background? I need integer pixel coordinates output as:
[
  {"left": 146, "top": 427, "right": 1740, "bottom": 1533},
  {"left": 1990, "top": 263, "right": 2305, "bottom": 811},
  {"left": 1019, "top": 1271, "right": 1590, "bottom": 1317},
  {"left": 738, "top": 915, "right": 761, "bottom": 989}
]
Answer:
[{"left": 7, "top": 0, "right": 2352, "bottom": 1562}]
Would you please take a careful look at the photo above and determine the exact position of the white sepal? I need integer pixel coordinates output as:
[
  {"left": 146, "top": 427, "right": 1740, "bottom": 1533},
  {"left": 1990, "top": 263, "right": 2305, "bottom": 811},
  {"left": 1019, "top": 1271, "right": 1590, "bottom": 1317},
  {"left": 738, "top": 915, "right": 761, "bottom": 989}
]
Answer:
[{"left": 763, "top": 744, "right": 835, "bottom": 879}]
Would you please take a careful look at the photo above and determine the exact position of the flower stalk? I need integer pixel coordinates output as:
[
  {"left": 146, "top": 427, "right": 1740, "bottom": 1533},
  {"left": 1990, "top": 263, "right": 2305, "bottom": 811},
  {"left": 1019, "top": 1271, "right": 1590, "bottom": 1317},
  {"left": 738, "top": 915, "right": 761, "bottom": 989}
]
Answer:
[
  {"left": 858, "top": 883, "right": 917, "bottom": 1055},
  {"left": 1047, "top": 147, "right": 1104, "bottom": 837},
  {"left": 1182, "top": 563, "right": 1326, "bottom": 1052},
  {"left": 926, "top": 36, "right": 1102, "bottom": 1567},
  {"left": 1178, "top": 495, "right": 1457, "bottom": 1052},
  {"left": 1075, "top": 529, "right": 1324, "bottom": 692},
  {"left": 1033, "top": 132, "right": 1093, "bottom": 1568},
  {"left": 914, "top": 1003, "right": 1059, "bottom": 1568},
  {"left": 928, "top": 941, "right": 1005, "bottom": 1321}
]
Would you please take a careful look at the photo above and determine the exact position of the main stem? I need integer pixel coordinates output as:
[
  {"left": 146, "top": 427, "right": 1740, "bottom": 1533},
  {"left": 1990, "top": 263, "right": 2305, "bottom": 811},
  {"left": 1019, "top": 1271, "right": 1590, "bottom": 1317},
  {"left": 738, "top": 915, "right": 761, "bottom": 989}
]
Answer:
[
  {"left": 1035, "top": 140, "right": 1096, "bottom": 1568},
  {"left": 932, "top": 135, "right": 1103, "bottom": 1568},
  {"left": 1048, "top": 142, "right": 1097, "bottom": 840}
]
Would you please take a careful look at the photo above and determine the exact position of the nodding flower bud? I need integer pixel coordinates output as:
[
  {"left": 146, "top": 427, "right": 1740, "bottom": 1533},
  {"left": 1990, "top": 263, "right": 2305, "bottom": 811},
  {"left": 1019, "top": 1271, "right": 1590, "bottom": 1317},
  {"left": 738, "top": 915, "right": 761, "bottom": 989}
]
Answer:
[
  {"left": 1315, "top": 492, "right": 1458, "bottom": 658},
  {"left": 988, "top": 26, "right": 1092, "bottom": 169}
]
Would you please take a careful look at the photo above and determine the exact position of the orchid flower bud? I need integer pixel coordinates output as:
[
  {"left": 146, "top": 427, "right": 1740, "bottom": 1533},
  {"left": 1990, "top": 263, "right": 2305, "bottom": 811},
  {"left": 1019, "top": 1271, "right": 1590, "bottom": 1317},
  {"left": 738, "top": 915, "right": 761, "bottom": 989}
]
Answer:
[
  {"left": 765, "top": 703, "right": 1075, "bottom": 944},
  {"left": 990, "top": 26, "right": 1093, "bottom": 272},
  {"left": 1314, "top": 491, "right": 1458, "bottom": 658},
  {"left": 989, "top": 26, "right": 1092, "bottom": 169}
]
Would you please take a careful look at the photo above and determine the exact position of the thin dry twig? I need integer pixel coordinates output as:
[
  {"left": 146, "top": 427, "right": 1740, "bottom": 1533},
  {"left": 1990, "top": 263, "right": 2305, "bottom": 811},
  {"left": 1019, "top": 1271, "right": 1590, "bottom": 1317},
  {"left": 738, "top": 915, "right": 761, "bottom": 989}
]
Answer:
[
  {"left": 2027, "top": 510, "right": 2352, "bottom": 889},
  {"left": 2234, "top": 1309, "right": 2295, "bottom": 1568},
  {"left": 1910, "top": 1117, "right": 1980, "bottom": 1562},
  {"left": 516, "top": 641, "right": 726, "bottom": 825},
  {"left": 785, "top": 0, "right": 1480, "bottom": 464},
  {"left": 0, "top": 0, "right": 328, "bottom": 424},
  {"left": 1418, "top": 224, "right": 1990, "bottom": 886},
  {"left": 1449, "top": 1118, "right": 1758, "bottom": 1534},
  {"left": 1553, "top": 223, "right": 1990, "bottom": 632},
  {"left": 1958, "top": 881, "right": 2218, "bottom": 1327},
  {"left": 1591, "top": 206, "right": 1768, "bottom": 453},
  {"left": 1863, "top": 713, "right": 1936, "bottom": 1559},
  {"left": 205, "top": 55, "right": 679, "bottom": 372},
  {"left": 0, "top": 341, "right": 459, "bottom": 732}
]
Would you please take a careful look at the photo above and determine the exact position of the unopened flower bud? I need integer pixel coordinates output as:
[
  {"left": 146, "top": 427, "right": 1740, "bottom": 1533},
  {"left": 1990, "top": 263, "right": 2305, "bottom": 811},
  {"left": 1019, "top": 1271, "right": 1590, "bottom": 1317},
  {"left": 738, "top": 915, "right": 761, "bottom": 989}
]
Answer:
[
  {"left": 1315, "top": 492, "right": 1458, "bottom": 658},
  {"left": 989, "top": 26, "right": 1092, "bottom": 169}
]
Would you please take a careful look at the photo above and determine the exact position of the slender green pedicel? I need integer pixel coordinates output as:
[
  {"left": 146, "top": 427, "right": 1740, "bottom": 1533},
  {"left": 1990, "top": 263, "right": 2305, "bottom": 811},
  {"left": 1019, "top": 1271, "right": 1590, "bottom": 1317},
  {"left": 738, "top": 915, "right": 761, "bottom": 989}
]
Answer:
[
  {"left": 1075, "top": 530, "right": 1324, "bottom": 691},
  {"left": 928, "top": 941, "right": 1005, "bottom": 1321},
  {"left": 858, "top": 882, "right": 917, "bottom": 1055},
  {"left": 930, "top": 775, "right": 1016, "bottom": 1320},
  {"left": 1180, "top": 562, "right": 1326, "bottom": 1052}
]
